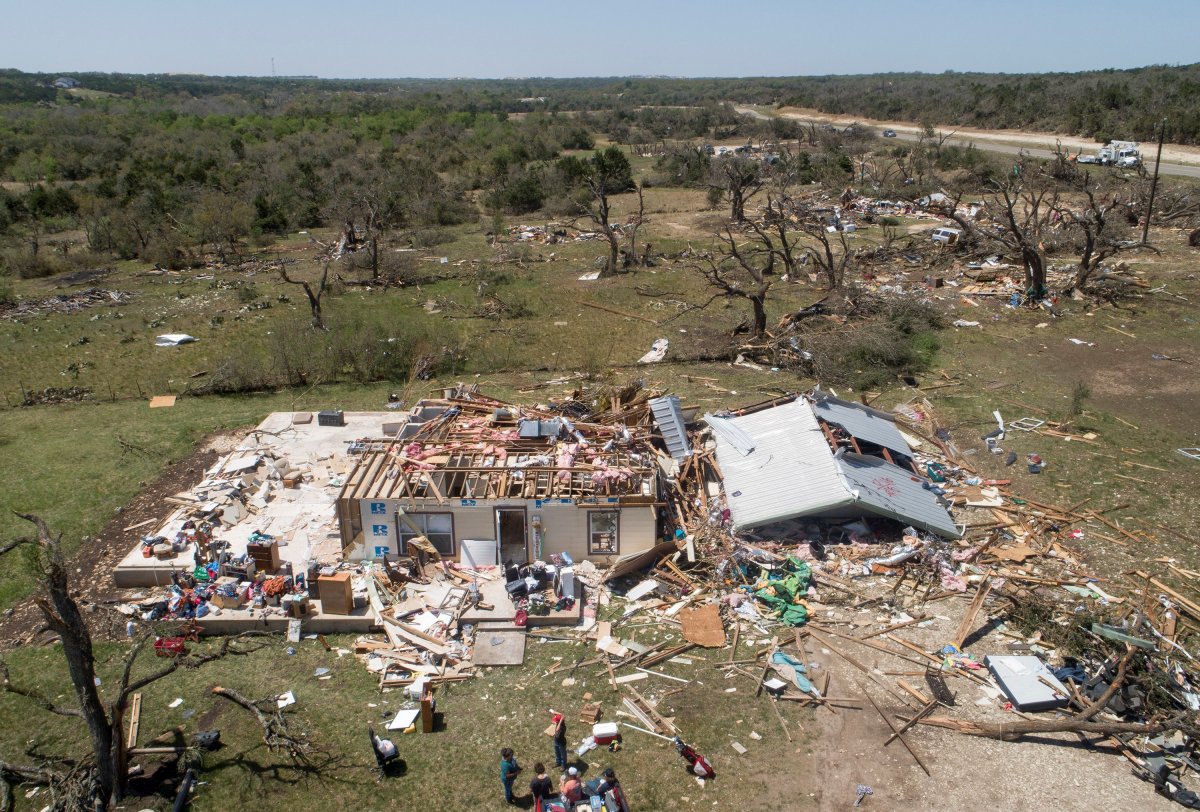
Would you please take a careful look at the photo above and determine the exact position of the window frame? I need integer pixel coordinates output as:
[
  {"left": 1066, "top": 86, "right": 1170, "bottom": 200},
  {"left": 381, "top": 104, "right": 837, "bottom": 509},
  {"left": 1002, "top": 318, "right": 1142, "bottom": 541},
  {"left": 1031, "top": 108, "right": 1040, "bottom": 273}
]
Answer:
[
  {"left": 586, "top": 509, "right": 620, "bottom": 556},
  {"left": 397, "top": 512, "right": 456, "bottom": 557}
]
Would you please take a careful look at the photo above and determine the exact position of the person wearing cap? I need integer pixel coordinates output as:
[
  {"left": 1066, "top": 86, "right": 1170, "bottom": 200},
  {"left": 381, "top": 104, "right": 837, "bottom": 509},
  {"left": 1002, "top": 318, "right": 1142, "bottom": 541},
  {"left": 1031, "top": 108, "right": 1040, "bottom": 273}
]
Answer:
[
  {"left": 552, "top": 712, "right": 569, "bottom": 769},
  {"left": 561, "top": 766, "right": 583, "bottom": 804}
]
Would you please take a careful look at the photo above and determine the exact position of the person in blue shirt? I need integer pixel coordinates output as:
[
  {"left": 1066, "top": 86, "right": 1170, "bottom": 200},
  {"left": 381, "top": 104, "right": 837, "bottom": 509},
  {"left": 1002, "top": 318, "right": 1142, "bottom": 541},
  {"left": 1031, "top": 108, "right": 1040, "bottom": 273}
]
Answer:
[{"left": 499, "top": 747, "right": 521, "bottom": 804}]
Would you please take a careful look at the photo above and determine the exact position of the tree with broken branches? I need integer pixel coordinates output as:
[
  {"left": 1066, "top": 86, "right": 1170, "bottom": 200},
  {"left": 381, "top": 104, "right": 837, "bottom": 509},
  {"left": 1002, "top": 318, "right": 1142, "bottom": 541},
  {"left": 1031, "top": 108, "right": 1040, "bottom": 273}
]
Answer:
[
  {"left": 684, "top": 228, "right": 777, "bottom": 338},
  {"left": 0, "top": 513, "right": 292, "bottom": 810},
  {"left": 621, "top": 183, "right": 651, "bottom": 269},
  {"left": 573, "top": 146, "right": 635, "bottom": 278},
  {"left": 780, "top": 199, "right": 854, "bottom": 290},
  {"left": 278, "top": 261, "right": 331, "bottom": 330},
  {"left": 709, "top": 153, "right": 764, "bottom": 223},
  {"left": 943, "top": 160, "right": 1056, "bottom": 298},
  {"left": 1052, "top": 167, "right": 1153, "bottom": 293},
  {"left": 323, "top": 154, "right": 444, "bottom": 282},
  {"left": 748, "top": 195, "right": 805, "bottom": 280}
]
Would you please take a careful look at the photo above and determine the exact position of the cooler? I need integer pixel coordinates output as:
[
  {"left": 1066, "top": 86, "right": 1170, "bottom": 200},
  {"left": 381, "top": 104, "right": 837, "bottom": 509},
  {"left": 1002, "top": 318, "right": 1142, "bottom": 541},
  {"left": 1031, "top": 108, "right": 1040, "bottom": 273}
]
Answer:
[{"left": 592, "top": 722, "right": 620, "bottom": 745}]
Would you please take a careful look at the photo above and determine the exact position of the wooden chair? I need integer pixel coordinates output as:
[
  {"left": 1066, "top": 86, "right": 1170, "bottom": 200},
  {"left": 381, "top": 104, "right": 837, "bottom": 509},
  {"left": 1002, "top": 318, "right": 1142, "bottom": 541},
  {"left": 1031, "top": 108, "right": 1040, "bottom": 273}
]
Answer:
[{"left": 368, "top": 723, "right": 399, "bottom": 778}]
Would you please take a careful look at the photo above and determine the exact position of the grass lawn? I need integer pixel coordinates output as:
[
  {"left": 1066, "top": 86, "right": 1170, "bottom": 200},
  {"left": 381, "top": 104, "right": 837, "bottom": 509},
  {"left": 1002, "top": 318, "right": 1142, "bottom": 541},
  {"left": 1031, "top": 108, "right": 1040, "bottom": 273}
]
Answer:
[{"left": 0, "top": 627, "right": 811, "bottom": 811}]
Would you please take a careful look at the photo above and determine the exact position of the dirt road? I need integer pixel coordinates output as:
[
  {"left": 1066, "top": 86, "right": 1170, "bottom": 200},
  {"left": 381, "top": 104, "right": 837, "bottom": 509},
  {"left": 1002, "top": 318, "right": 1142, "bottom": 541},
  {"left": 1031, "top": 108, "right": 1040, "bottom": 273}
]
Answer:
[{"left": 735, "top": 105, "right": 1200, "bottom": 179}]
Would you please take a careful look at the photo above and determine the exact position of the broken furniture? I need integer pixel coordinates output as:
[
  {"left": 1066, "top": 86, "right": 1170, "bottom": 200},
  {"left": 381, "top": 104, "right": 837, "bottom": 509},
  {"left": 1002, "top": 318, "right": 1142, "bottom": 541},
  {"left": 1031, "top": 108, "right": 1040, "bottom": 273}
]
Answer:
[
  {"left": 984, "top": 655, "right": 1070, "bottom": 712},
  {"left": 318, "top": 572, "right": 353, "bottom": 615},
  {"left": 368, "top": 723, "right": 399, "bottom": 777}
]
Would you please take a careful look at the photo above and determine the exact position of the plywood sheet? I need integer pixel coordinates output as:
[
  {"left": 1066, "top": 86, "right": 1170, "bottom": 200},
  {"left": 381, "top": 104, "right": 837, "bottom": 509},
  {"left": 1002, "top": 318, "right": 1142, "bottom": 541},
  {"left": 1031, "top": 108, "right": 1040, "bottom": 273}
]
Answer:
[
  {"left": 679, "top": 603, "right": 726, "bottom": 648},
  {"left": 149, "top": 395, "right": 177, "bottom": 408}
]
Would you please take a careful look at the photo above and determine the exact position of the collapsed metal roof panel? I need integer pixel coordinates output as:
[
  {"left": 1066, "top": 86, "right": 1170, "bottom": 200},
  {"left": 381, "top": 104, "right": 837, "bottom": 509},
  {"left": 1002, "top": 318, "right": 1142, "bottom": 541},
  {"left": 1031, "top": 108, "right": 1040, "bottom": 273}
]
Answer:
[
  {"left": 711, "top": 399, "right": 847, "bottom": 530},
  {"left": 835, "top": 452, "right": 961, "bottom": 538},
  {"left": 710, "top": 399, "right": 960, "bottom": 538},
  {"left": 811, "top": 392, "right": 912, "bottom": 457},
  {"left": 649, "top": 395, "right": 692, "bottom": 462}
]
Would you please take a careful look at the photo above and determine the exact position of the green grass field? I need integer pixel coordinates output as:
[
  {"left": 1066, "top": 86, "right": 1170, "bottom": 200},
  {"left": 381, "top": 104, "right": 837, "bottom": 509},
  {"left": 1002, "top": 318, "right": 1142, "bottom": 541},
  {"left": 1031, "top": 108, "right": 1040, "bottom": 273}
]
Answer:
[{"left": 2, "top": 163, "right": 1199, "bottom": 810}]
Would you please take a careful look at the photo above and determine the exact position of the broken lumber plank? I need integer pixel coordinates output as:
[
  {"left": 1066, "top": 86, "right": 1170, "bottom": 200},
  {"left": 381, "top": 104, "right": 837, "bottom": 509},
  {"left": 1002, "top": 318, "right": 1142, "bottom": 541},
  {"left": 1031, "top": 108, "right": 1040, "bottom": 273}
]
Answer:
[
  {"left": 885, "top": 699, "right": 938, "bottom": 746},
  {"left": 858, "top": 682, "right": 931, "bottom": 776},
  {"left": 768, "top": 695, "right": 793, "bottom": 742},
  {"left": 860, "top": 615, "right": 928, "bottom": 640},
  {"left": 952, "top": 576, "right": 992, "bottom": 649},
  {"left": 578, "top": 299, "right": 658, "bottom": 324},
  {"left": 641, "top": 643, "right": 697, "bottom": 669},
  {"left": 808, "top": 629, "right": 913, "bottom": 706}
]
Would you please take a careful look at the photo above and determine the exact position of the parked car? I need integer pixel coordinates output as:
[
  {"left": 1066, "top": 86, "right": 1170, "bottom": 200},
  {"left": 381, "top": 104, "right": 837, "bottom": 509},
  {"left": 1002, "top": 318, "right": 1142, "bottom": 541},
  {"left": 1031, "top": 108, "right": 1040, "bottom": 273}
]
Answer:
[{"left": 882, "top": 129, "right": 897, "bottom": 138}]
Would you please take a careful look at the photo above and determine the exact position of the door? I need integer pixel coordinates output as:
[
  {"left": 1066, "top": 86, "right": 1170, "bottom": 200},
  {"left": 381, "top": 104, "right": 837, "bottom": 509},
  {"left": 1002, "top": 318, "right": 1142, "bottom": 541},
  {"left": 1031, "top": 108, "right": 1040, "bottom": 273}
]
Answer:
[{"left": 496, "top": 508, "right": 528, "bottom": 565}]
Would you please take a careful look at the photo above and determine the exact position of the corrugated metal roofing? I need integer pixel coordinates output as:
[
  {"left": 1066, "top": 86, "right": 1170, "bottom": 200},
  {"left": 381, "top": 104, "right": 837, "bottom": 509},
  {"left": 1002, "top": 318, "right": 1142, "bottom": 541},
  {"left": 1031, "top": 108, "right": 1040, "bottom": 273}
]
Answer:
[
  {"left": 836, "top": 452, "right": 961, "bottom": 537},
  {"left": 703, "top": 413, "right": 756, "bottom": 455},
  {"left": 649, "top": 395, "right": 692, "bottom": 462},
  {"left": 711, "top": 400, "right": 960, "bottom": 538},
  {"left": 711, "top": 400, "right": 847, "bottom": 530},
  {"left": 812, "top": 393, "right": 912, "bottom": 457}
]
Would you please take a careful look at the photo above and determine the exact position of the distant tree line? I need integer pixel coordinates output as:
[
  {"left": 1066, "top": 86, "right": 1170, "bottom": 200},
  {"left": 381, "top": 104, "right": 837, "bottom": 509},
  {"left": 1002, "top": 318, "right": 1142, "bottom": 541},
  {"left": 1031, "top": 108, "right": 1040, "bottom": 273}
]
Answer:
[
  {"left": 1, "top": 64, "right": 1197, "bottom": 280},
  {"left": 1, "top": 64, "right": 1196, "bottom": 142}
]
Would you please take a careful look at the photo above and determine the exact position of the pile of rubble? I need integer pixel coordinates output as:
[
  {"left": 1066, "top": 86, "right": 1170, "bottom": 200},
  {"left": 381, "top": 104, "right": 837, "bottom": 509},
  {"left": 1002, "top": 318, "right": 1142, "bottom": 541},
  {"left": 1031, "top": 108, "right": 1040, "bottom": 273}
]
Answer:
[
  {"left": 578, "top": 389, "right": 1200, "bottom": 806},
  {"left": 0, "top": 287, "right": 132, "bottom": 320}
]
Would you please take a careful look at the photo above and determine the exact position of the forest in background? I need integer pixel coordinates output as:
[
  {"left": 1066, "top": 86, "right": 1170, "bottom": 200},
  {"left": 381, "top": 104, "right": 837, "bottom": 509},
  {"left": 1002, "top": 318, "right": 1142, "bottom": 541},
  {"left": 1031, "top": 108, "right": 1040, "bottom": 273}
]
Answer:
[{"left": 3, "top": 62, "right": 1198, "bottom": 141}]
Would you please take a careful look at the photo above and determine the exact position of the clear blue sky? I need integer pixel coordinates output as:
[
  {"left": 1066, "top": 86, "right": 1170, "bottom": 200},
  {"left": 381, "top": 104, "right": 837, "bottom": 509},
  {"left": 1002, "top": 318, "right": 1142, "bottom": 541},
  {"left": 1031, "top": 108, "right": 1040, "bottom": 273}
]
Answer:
[{"left": 4, "top": 0, "right": 1196, "bottom": 78}]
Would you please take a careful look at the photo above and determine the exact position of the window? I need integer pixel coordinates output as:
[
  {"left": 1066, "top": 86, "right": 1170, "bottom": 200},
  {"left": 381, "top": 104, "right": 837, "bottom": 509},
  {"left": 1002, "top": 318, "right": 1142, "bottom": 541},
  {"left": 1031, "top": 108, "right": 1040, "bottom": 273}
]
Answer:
[
  {"left": 398, "top": 513, "right": 455, "bottom": 556},
  {"left": 587, "top": 510, "right": 620, "bottom": 555}
]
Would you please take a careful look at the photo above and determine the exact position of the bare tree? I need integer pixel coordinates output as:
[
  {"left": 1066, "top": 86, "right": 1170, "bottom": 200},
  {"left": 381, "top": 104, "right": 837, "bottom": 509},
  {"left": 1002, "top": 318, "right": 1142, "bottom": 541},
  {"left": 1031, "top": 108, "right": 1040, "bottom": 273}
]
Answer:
[
  {"left": 944, "top": 163, "right": 1056, "bottom": 298},
  {"left": 1052, "top": 170, "right": 1152, "bottom": 292},
  {"left": 709, "top": 154, "right": 764, "bottom": 223},
  {"left": 0, "top": 514, "right": 273, "bottom": 810},
  {"left": 621, "top": 183, "right": 650, "bottom": 268},
  {"left": 778, "top": 199, "right": 854, "bottom": 290},
  {"left": 279, "top": 261, "right": 331, "bottom": 329},
  {"left": 685, "top": 228, "right": 776, "bottom": 337},
  {"left": 750, "top": 195, "right": 805, "bottom": 279}
]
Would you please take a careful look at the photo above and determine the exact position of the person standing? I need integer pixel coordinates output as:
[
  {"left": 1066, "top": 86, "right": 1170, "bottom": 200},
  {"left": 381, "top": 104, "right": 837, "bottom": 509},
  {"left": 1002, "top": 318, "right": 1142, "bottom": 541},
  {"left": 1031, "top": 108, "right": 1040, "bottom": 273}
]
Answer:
[
  {"left": 499, "top": 747, "right": 521, "bottom": 805},
  {"left": 529, "top": 762, "right": 554, "bottom": 811},
  {"left": 552, "top": 712, "right": 569, "bottom": 770}
]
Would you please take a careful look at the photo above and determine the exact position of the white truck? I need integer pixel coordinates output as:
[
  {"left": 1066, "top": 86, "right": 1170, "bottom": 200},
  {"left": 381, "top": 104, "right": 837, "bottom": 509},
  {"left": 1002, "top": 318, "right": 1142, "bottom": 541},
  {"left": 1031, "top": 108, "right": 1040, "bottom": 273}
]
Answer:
[{"left": 1095, "top": 140, "right": 1141, "bottom": 168}]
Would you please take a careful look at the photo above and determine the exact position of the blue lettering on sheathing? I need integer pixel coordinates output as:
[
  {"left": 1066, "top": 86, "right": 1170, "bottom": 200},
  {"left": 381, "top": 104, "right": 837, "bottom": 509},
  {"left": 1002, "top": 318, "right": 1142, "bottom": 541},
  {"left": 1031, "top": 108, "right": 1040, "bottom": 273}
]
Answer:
[
  {"left": 372, "top": 524, "right": 390, "bottom": 537},
  {"left": 370, "top": 502, "right": 387, "bottom": 515}
]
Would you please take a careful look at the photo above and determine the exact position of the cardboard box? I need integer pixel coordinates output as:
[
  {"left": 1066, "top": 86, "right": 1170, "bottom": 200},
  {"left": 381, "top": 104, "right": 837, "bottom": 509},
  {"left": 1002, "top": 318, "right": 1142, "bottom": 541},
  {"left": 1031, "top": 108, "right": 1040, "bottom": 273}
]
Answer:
[{"left": 211, "top": 592, "right": 243, "bottom": 610}]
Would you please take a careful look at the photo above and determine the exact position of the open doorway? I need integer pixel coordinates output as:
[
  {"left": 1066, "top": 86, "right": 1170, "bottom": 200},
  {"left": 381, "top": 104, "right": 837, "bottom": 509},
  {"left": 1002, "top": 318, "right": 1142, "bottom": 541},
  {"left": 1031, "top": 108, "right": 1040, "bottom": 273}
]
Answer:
[{"left": 496, "top": 508, "right": 528, "bottom": 565}]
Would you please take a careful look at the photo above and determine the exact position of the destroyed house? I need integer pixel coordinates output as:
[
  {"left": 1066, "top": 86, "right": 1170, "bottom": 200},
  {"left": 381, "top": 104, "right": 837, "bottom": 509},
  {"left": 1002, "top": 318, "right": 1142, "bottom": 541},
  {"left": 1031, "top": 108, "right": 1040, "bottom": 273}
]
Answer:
[
  {"left": 336, "top": 394, "right": 663, "bottom": 568},
  {"left": 709, "top": 392, "right": 960, "bottom": 538}
]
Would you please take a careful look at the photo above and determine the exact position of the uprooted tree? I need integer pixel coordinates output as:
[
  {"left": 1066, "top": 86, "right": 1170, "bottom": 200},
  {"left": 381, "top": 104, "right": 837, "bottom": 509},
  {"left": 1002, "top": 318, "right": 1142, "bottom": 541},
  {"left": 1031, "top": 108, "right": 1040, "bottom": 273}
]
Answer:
[{"left": 0, "top": 514, "right": 307, "bottom": 811}]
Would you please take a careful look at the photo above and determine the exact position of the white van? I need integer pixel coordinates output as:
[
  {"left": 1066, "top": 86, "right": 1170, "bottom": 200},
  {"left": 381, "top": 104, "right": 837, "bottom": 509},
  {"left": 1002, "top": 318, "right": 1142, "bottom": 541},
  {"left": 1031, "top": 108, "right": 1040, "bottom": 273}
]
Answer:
[{"left": 931, "top": 227, "right": 961, "bottom": 245}]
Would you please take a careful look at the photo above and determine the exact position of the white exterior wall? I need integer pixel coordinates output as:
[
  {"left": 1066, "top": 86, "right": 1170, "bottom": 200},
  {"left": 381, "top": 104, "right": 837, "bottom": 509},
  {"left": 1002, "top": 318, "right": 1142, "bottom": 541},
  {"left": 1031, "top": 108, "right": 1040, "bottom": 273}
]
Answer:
[{"left": 348, "top": 498, "right": 657, "bottom": 564}]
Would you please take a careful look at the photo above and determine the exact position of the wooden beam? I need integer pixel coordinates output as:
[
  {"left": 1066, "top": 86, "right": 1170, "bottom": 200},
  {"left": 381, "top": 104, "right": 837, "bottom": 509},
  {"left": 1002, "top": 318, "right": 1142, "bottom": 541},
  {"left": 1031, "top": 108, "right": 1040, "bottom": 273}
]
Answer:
[{"left": 859, "top": 682, "right": 931, "bottom": 776}]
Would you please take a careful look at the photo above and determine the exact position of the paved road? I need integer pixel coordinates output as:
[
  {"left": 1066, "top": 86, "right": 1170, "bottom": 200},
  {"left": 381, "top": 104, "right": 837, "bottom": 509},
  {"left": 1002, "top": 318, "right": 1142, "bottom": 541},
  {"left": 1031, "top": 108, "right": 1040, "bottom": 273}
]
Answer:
[{"left": 734, "top": 106, "right": 1200, "bottom": 180}]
